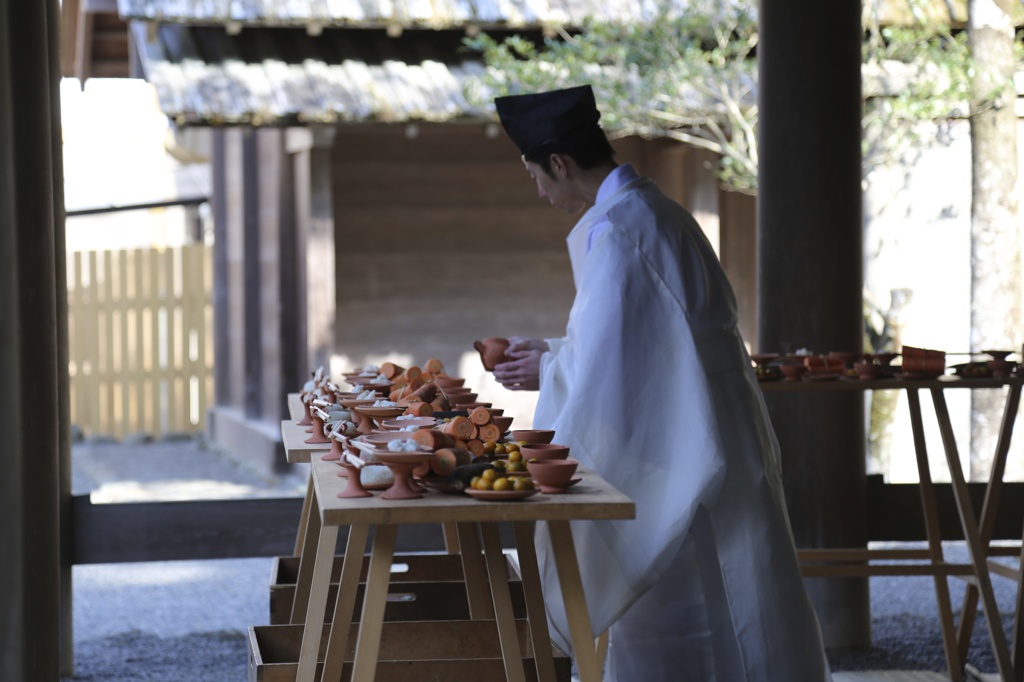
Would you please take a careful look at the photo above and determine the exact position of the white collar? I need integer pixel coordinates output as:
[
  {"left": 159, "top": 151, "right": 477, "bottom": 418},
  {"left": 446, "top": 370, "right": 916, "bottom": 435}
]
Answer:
[{"left": 595, "top": 163, "right": 640, "bottom": 207}]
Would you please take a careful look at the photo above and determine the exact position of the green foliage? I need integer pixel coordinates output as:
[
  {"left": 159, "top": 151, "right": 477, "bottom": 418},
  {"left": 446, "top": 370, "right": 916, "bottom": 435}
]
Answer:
[
  {"left": 463, "top": 2, "right": 1021, "bottom": 193},
  {"left": 861, "top": 20, "right": 973, "bottom": 167},
  {"left": 463, "top": 1, "right": 760, "bottom": 193}
]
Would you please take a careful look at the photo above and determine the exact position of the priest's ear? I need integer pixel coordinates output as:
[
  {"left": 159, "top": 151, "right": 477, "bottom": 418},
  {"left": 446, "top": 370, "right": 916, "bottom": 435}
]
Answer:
[{"left": 546, "top": 153, "right": 574, "bottom": 180}]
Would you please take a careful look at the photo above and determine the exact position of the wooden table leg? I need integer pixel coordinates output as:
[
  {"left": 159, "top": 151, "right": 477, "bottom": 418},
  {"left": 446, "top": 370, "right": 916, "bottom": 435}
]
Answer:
[
  {"left": 296, "top": 522, "right": 340, "bottom": 682},
  {"left": 931, "top": 388, "right": 1016, "bottom": 680},
  {"left": 442, "top": 522, "right": 461, "bottom": 554},
  {"left": 956, "top": 384, "right": 1021, "bottom": 667},
  {"left": 547, "top": 520, "right": 601, "bottom": 682},
  {"left": 1015, "top": 528, "right": 1024, "bottom": 682},
  {"left": 294, "top": 472, "right": 315, "bottom": 556},
  {"left": 513, "top": 521, "right": 558, "bottom": 682},
  {"left": 456, "top": 522, "right": 494, "bottom": 619},
  {"left": 351, "top": 524, "right": 398, "bottom": 682},
  {"left": 595, "top": 631, "right": 609, "bottom": 670},
  {"left": 906, "top": 388, "right": 964, "bottom": 681},
  {"left": 321, "top": 524, "right": 370, "bottom": 682},
  {"left": 480, "top": 522, "right": 527, "bottom": 682},
  {"left": 291, "top": 483, "right": 322, "bottom": 624}
]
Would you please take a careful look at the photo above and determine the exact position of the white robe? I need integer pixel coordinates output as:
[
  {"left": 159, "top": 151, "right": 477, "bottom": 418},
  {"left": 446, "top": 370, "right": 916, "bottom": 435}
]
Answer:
[{"left": 533, "top": 177, "right": 831, "bottom": 681}]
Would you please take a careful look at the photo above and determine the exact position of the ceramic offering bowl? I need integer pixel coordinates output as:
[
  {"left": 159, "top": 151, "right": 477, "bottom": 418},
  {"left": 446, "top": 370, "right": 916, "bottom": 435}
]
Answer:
[
  {"left": 350, "top": 382, "right": 393, "bottom": 397},
  {"left": 492, "top": 416, "right": 514, "bottom": 433},
  {"left": 474, "top": 337, "right": 512, "bottom": 371},
  {"left": 983, "top": 350, "right": 1013, "bottom": 362},
  {"left": 340, "top": 407, "right": 376, "bottom": 435},
  {"left": 779, "top": 364, "right": 808, "bottom": 382},
  {"left": 449, "top": 393, "right": 479, "bottom": 407},
  {"left": 512, "top": 429, "right": 556, "bottom": 444},
  {"left": 828, "top": 351, "right": 863, "bottom": 367},
  {"left": 527, "top": 458, "right": 579, "bottom": 493},
  {"left": 304, "top": 412, "right": 331, "bottom": 444},
  {"left": 380, "top": 416, "right": 436, "bottom": 431},
  {"left": 337, "top": 458, "right": 373, "bottom": 498},
  {"left": 352, "top": 405, "right": 405, "bottom": 435},
  {"left": 363, "top": 432, "right": 420, "bottom": 448},
  {"left": 521, "top": 443, "right": 571, "bottom": 462},
  {"left": 296, "top": 399, "right": 313, "bottom": 426},
  {"left": 353, "top": 405, "right": 406, "bottom": 420},
  {"left": 323, "top": 437, "right": 347, "bottom": 461},
  {"left": 433, "top": 376, "right": 466, "bottom": 389},
  {"left": 487, "top": 408, "right": 505, "bottom": 417},
  {"left": 373, "top": 452, "right": 435, "bottom": 500},
  {"left": 458, "top": 402, "right": 493, "bottom": 411},
  {"left": 339, "top": 398, "right": 375, "bottom": 410}
]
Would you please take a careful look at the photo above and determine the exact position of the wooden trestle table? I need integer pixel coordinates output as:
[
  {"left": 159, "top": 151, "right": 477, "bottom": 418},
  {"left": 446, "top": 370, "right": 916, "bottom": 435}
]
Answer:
[
  {"left": 281, "top": 396, "right": 635, "bottom": 682},
  {"left": 762, "top": 374, "right": 1024, "bottom": 681}
]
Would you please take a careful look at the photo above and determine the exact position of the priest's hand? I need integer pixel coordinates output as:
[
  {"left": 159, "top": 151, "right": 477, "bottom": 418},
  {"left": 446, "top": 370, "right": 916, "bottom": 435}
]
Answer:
[{"left": 493, "top": 337, "right": 548, "bottom": 391}]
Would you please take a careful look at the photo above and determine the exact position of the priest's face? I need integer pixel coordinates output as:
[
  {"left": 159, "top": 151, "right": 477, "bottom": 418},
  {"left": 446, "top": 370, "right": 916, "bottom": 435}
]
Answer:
[{"left": 522, "top": 158, "right": 587, "bottom": 215}]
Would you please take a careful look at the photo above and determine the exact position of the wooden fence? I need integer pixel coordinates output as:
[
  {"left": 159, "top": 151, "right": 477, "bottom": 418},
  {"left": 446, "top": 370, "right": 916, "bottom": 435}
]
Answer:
[{"left": 67, "top": 245, "right": 213, "bottom": 439}]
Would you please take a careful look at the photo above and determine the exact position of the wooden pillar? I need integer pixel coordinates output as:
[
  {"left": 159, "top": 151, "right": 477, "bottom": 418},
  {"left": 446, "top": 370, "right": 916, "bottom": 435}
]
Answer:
[
  {"left": 255, "top": 128, "right": 300, "bottom": 421},
  {"left": 291, "top": 126, "right": 335, "bottom": 377},
  {"left": 209, "top": 126, "right": 319, "bottom": 471},
  {"left": 0, "top": 0, "right": 63, "bottom": 678},
  {"left": 211, "top": 129, "right": 230, "bottom": 407},
  {"left": 242, "top": 129, "right": 262, "bottom": 419},
  {"left": 719, "top": 191, "right": 757, "bottom": 350},
  {"left": 47, "top": 0, "right": 73, "bottom": 672},
  {"left": 681, "top": 146, "right": 721, "bottom": 256},
  {"left": 758, "top": 0, "right": 868, "bottom": 650}
]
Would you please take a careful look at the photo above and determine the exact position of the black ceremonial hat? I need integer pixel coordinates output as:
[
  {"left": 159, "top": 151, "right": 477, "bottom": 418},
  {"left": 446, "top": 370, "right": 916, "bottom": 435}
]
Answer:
[{"left": 494, "top": 85, "right": 603, "bottom": 158}]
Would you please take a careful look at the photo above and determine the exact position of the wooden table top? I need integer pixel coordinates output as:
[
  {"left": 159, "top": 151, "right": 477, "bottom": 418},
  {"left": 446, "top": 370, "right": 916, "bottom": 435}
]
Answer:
[
  {"left": 759, "top": 374, "right": 1022, "bottom": 393},
  {"left": 281, "top": 419, "right": 331, "bottom": 464},
  {"left": 288, "top": 393, "right": 304, "bottom": 422},
  {"left": 309, "top": 456, "right": 636, "bottom": 526}
]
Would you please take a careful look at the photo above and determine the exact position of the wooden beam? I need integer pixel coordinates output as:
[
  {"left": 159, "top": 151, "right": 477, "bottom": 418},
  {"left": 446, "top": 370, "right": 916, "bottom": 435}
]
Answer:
[
  {"left": 67, "top": 480, "right": 1024, "bottom": 566},
  {"left": 71, "top": 495, "right": 304, "bottom": 564},
  {"left": 864, "top": 478, "right": 1024, "bottom": 543},
  {"left": 70, "top": 495, "right": 521, "bottom": 564}
]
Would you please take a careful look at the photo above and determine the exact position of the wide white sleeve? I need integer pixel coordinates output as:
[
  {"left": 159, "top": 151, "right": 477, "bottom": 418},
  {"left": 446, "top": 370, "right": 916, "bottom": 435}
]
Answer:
[
  {"left": 532, "top": 226, "right": 728, "bottom": 653},
  {"left": 544, "top": 337, "right": 566, "bottom": 355}
]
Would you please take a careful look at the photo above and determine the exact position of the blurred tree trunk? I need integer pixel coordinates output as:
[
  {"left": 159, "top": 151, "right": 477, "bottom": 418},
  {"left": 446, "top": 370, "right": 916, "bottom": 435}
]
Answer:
[{"left": 968, "top": 0, "right": 1021, "bottom": 481}]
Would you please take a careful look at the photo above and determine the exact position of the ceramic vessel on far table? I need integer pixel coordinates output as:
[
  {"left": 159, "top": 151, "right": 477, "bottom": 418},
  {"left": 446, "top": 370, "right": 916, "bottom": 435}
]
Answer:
[
  {"left": 779, "top": 364, "right": 808, "bottom": 382},
  {"left": 853, "top": 361, "right": 881, "bottom": 381},
  {"left": 988, "top": 359, "right": 1015, "bottom": 379}
]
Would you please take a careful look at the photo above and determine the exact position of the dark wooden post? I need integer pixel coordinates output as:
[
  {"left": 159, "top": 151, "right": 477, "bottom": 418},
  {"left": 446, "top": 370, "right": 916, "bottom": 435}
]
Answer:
[
  {"left": 242, "top": 129, "right": 263, "bottom": 419},
  {"left": 47, "top": 0, "right": 73, "bottom": 672},
  {"left": 0, "top": 0, "right": 63, "bottom": 678},
  {"left": 286, "top": 127, "right": 336, "bottom": 391},
  {"left": 301, "top": 125, "right": 337, "bottom": 376},
  {"left": 212, "top": 129, "right": 230, "bottom": 408},
  {"left": 758, "top": 0, "right": 868, "bottom": 650}
]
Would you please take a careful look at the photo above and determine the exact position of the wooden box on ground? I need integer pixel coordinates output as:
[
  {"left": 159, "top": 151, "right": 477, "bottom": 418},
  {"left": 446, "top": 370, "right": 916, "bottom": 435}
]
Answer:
[
  {"left": 269, "top": 553, "right": 525, "bottom": 625},
  {"left": 247, "top": 621, "right": 573, "bottom": 682}
]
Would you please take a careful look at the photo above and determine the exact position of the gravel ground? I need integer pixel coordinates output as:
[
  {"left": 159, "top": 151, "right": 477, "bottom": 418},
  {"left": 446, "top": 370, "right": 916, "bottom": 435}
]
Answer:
[{"left": 62, "top": 438, "right": 1015, "bottom": 680}]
